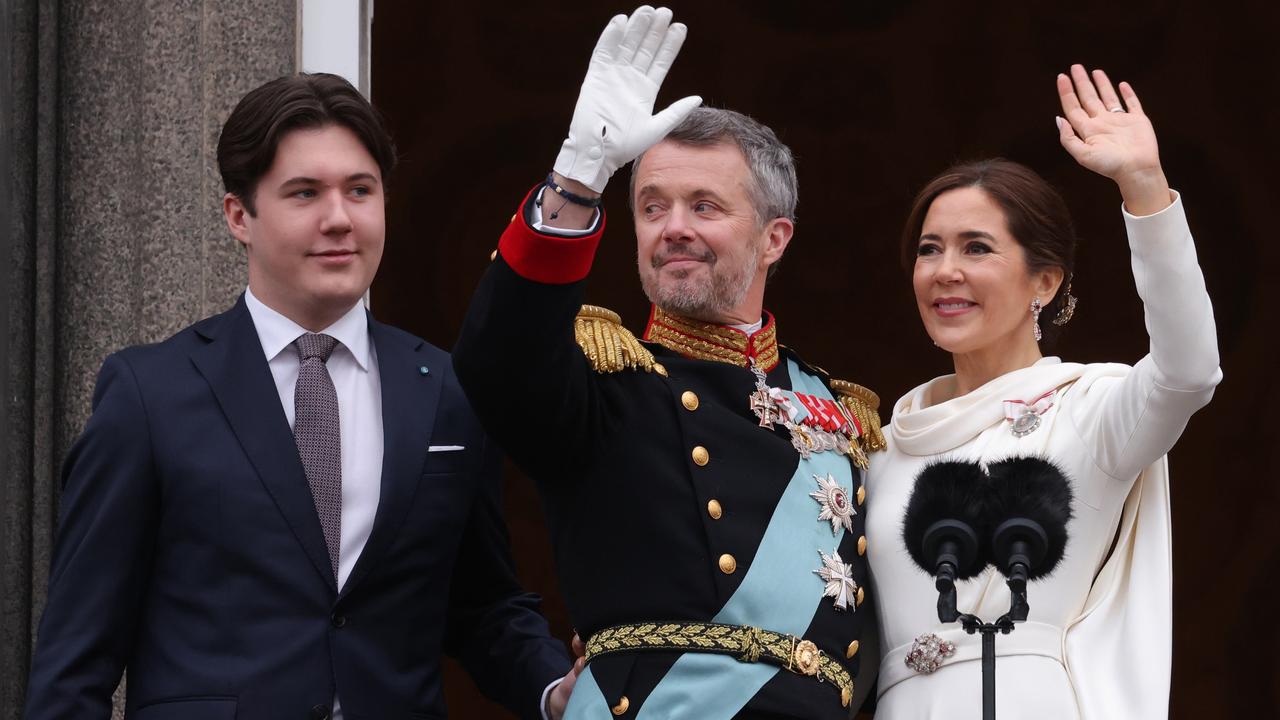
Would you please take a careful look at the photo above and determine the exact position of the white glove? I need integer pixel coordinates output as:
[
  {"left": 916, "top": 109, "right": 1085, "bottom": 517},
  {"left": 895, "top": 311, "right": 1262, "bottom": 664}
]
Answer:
[{"left": 553, "top": 5, "right": 702, "bottom": 193}]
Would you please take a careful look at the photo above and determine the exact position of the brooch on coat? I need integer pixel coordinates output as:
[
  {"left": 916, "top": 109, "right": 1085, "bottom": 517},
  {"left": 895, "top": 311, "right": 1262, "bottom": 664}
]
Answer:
[
  {"left": 1002, "top": 389, "right": 1057, "bottom": 437},
  {"left": 905, "top": 633, "right": 956, "bottom": 674}
]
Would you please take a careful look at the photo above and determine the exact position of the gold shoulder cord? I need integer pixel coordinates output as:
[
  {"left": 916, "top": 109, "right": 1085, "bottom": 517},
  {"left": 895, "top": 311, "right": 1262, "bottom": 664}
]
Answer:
[
  {"left": 574, "top": 305, "right": 656, "bottom": 374},
  {"left": 830, "top": 379, "right": 886, "bottom": 453}
]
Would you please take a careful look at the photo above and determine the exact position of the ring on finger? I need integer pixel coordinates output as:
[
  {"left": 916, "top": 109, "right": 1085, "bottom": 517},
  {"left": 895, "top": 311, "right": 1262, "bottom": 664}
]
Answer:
[{"left": 1108, "top": 107, "right": 1125, "bottom": 113}]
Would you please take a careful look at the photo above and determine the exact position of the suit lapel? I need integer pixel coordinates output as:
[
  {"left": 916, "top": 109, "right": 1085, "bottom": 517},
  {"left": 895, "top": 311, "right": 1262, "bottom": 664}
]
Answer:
[
  {"left": 190, "top": 297, "right": 337, "bottom": 593},
  {"left": 340, "top": 316, "right": 441, "bottom": 597}
]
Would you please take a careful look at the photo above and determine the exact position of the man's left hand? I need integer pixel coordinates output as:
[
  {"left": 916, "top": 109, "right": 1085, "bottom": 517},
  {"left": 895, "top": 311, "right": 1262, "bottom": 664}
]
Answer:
[{"left": 545, "top": 633, "right": 587, "bottom": 720}]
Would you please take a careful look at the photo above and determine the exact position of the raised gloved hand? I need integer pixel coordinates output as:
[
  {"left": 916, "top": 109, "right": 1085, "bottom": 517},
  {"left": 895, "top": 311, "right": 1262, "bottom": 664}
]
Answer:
[{"left": 553, "top": 6, "right": 702, "bottom": 193}]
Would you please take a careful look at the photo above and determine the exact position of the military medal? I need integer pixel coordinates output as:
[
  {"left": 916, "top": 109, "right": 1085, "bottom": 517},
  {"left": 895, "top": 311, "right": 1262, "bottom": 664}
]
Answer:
[
  {"left": 1003, "top": 389, "right": 1057, "bottom": 438},
  {"left": 1011, "top": 413, "right": 1040, "bottom": 437},
  {"left": 810, "top": 473, "right": 856, "bottom": 535},
  {"left": 790, "top": 424, "right": 815, "bottom": 458},
  {"left": 814, "top": 548, "right": 858, "bottom": 611},
  {"left": 748, "top": 359, "right": 867, "bottom": 466},
  {"left": 748, "top": 360, "right": 782, "bottom": 429}
]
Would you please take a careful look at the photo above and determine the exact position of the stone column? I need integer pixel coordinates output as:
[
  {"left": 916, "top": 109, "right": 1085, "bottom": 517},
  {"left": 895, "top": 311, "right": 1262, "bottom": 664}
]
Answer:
[{"left": 1, "top": 1, "right": 296, "bottom": 716}]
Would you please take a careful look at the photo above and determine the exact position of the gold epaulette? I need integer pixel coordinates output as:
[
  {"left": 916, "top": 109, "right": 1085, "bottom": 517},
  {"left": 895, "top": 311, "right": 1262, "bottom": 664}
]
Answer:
[
  {"left": 830, "top": 379, "right": 886, "bottom": 453},
  {"left": 574, "top": 305, "right": 656, "bottom": 374}
]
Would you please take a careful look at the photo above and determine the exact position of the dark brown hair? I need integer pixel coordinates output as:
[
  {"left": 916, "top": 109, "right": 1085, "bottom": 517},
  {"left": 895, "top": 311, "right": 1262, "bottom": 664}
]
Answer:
[
  {"left": 217, "top": 73, "right": 396, "bottom": 215},
  {"left": 900, "top": 158, "right": 1077, "bottom": 344}
]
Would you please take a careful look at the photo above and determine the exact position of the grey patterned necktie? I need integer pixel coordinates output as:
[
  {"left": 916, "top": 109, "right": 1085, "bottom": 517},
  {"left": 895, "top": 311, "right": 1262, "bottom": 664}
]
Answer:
[{"left": 293, "top": 332, "right": 342, "bottom": 581}]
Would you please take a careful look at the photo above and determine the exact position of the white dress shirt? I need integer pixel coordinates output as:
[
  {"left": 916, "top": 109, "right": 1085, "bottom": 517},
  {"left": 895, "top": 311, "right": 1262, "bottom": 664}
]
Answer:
[
  {"left": 245, "top": 289, "right": 560, "bottom": 719},
  {"left": 244, "top": 288, "right": 383, "bottom": 720}
]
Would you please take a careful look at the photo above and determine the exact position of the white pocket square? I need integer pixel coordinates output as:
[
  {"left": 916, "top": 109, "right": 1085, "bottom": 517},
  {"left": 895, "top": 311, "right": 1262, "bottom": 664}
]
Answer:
[{"left": 428, "top": 445, "right": 465, "bottom": 452}]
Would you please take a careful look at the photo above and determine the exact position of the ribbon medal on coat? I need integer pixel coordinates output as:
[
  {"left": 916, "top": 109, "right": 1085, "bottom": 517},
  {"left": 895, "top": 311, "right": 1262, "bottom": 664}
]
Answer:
[
  {"left": 749, "top": 359, "right": 866, "bottom": 466},
  {"left": 1003, "top": 388, "right": 1058, "bottom": 437}
]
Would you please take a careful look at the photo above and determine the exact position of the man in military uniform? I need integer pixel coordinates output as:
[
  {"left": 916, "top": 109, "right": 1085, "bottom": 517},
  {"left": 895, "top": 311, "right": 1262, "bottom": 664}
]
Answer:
[{"left": 454, "top": 6, "right": 883, "bottom": 718}]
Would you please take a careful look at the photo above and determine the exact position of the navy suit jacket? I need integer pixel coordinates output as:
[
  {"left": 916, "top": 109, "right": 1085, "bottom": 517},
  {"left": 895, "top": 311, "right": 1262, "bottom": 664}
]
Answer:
[{"left": 24, "top": 297, "right": 569, "bottom": 720}]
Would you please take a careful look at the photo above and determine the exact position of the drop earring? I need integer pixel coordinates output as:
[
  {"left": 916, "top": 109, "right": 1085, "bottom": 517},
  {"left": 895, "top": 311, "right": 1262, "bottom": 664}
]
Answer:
[
  {"left": 1053, "top": 276, "right": 1078, "bottom": 326},
  {"left": 1030, "top": 297, "right": 1043, "bottom": 342}
]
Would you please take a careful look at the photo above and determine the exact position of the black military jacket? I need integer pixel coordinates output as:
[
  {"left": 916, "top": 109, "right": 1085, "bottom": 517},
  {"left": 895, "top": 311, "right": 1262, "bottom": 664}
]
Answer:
[{"left": 454, "top": 199, "right": 881, "bottom": 720}]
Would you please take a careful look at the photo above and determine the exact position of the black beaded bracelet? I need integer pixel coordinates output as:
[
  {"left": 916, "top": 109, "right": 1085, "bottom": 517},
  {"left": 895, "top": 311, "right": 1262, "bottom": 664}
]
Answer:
[{"left": 545, "top": 173, "right": 603, "bottom": 208}]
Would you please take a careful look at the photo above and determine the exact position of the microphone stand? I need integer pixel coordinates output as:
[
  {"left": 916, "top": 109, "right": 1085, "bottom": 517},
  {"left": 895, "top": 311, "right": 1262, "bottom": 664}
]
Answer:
[
  {"left": 909, "top": 457, "right": 1070, "bottom": 720},
  {"left": 936, "top": 572, "right": 1029, "bottom": 720}
]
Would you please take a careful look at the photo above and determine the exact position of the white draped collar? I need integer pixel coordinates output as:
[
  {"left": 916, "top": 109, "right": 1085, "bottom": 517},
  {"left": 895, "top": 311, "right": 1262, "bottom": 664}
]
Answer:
[{"left": 889, "top": 357, "right": 1090, "bottom": 457}]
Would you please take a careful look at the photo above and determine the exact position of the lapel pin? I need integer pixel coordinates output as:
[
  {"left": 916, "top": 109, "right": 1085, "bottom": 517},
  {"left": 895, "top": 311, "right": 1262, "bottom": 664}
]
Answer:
[{"left": 418, "top": 366, "right": 430, "bottom": 376}]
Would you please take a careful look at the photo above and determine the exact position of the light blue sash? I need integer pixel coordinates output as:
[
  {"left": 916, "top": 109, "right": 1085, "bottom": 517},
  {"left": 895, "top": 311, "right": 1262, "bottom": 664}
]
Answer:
[
  {"left": 562, "top": 665, "right": 613, "bottom": 718},
  {"left": 564, "top": 360, "right": 858, "bottom": 719}
]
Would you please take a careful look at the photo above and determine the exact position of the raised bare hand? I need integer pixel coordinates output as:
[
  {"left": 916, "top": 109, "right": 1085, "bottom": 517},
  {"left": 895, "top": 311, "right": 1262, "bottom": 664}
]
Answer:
[{"left": 1056, "top": 65, "right": 1171, "bottom": 215}]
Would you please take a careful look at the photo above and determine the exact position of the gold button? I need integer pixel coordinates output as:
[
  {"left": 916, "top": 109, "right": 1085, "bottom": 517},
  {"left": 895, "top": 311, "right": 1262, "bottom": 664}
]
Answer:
[
  {"left": 691, "top": 446, "right": 709, "bottom": 466},
  {"left": 857, "top": 535, "right": 867, "bottom": 556},
  {"left": 856, "top": 586, "right": 865, "bottom": 606},
  {"left": 856, "top": 484, "right": 865, "bottom": 506},
  {"left": 653, "top": 362, "right": 668, "bottom": 376},
  {"left": 846, "top": 639, "right": 860, "bottom": 659},
  {"left": 718, "top": 553, "right": 737, "bottom": 574},
  {"left": 611, "top": 695, "right": 630, "bottom": 715},
  {"left": 681, "top": 390, "right": 699, "bottom": 411},
  {"left": 707, "top": 498, "right": 723, "bottom": 520},
  {"left": 510, "top": 213, "right": 517, "bottom": 223},
  {"left": 489, "top": 249, "right": 498, "bottom": 261}
]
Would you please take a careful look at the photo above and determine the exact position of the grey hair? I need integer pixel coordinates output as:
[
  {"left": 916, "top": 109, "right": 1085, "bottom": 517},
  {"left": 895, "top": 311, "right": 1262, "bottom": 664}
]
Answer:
[{"left": 629, "top": 107, "right": 798, "bottom": 226}]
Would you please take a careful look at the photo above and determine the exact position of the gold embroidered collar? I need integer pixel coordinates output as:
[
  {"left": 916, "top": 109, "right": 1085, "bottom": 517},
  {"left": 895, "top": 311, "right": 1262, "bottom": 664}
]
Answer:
[{"left": 643, "top": 305, "right": 780, "bottom": 372}]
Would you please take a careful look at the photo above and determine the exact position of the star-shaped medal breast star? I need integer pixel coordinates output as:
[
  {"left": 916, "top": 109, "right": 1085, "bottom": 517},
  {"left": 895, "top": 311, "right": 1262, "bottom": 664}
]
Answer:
[
  {"left": 810, "top": 473, "right": 856, "bottom": 534},
  {"left": 815, "top": 548, "right": 859, "bottom": 611}
]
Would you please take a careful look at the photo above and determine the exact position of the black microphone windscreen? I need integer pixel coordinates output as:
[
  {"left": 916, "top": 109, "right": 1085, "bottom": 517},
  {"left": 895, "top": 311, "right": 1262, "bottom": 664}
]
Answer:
[
  {"left": 902, "top": 460, "right": 990, "bottom": 580},
  {"left": 986, "top": 456, "right": 1074, "bottom": 580}
]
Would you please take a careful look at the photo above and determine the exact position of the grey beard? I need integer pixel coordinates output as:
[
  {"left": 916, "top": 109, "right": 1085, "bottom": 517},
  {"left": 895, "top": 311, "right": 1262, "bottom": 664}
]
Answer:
[{"left": 641, "top": 256, "right": 756, "bottom": 321}]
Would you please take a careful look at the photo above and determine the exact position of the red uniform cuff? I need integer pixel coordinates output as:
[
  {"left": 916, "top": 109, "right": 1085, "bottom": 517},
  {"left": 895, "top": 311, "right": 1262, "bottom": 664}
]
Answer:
[{"left": 497, "top": 184, "right": 605, "bottom": 284}]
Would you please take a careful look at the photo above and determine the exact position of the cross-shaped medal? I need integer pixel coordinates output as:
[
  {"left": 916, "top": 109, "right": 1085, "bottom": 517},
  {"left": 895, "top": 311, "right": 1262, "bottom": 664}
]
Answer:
[{"left": 748, "top": 359, "right": 780, "bottom": 428}]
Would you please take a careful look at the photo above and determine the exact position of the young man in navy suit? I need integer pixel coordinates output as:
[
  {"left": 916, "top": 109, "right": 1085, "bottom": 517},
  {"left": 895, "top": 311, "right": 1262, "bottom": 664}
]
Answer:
[{"left": 24, "top": 73, "right": 573, "bottom": 720}]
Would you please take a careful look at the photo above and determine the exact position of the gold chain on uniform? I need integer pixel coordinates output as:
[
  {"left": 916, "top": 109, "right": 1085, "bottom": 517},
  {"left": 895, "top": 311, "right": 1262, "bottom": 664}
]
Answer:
[
  {"left": 585, "top": 621, "right": 854, "bottom": 708},
  {"left": 644, "top": 306, "right": 780, "bottom": 372}
]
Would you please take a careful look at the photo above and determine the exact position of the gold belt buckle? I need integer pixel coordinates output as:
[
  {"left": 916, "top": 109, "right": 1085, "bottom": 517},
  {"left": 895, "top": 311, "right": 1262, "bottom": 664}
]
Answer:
[{"left": 792, "top": 638, "right": 821, "bottom": 676}]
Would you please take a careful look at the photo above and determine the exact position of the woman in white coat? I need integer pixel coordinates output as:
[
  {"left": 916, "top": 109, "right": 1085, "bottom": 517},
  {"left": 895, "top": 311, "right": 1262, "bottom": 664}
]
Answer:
[{"left": 866, "top": 65, "right": 1221, "bottom": 718}]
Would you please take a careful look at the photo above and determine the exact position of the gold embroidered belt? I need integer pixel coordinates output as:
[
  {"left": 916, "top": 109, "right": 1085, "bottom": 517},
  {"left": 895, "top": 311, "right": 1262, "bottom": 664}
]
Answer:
[{"left": 584, "top": 621, "right": 854, "bottom": 708}]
